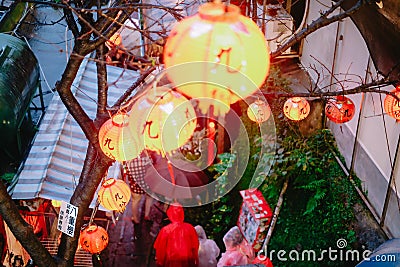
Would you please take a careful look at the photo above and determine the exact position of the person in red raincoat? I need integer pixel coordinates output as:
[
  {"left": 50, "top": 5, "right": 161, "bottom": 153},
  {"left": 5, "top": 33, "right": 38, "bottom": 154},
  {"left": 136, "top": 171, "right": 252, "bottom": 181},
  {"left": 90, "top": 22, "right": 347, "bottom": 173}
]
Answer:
[{"left": 153, "top": 203, "right": 199, "bottom": 267}]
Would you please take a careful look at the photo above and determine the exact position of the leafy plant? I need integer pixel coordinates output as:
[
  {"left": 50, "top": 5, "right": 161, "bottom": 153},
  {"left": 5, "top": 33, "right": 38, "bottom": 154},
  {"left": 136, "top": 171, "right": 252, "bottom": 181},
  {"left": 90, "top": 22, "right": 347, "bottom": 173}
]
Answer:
[
  {"left": 260, "top": 130, "right": 361, "bottom": 267},
  {"left": 1, "top": 172, "right": 15, "bottom": 186}
]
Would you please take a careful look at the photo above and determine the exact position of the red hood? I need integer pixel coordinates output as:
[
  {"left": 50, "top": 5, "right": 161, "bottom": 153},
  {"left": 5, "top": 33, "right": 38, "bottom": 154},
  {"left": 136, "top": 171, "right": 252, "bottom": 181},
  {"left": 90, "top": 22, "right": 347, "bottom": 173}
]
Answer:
[{"left": 167, "top": 203, "right": 184, "bottom": 223}]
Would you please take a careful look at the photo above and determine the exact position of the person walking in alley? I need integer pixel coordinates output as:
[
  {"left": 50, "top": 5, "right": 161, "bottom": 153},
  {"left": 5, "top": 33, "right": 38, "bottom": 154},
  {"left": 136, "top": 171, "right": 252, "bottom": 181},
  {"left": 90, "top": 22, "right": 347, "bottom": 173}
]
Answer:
[
  {"left": 195, "top": 225, "right": 220, "bottom": 267},
  {"left": 153, "top": 203, "right": 199, "bottom": 267},
  {"left": 217, "top": 226, "right": 254, "bottom": 267},
  {"left": 125, "top": 152, "right": 154, "bottom": 239}
]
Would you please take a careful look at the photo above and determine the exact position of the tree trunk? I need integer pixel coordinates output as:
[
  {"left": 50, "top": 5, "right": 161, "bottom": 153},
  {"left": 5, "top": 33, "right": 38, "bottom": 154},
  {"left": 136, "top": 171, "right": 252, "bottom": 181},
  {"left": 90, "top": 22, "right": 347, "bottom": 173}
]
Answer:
[
  {"left": 56, "top": 145, "right": 112, "bottom": 267},
  {"left": 0, "top": 182, "right": 56, "bottom": 267}
]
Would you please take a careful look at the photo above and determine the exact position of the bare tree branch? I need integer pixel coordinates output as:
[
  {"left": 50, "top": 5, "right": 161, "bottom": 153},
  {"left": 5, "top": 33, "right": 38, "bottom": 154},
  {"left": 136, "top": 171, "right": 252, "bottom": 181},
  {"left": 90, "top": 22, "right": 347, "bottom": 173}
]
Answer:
[
  {"left": 55, "top": 51, "right": 99, "bottom": 146},
  {"left": 262, "top": 177, "right": 289, "bottom": 250},
  {"left": 271, "top": 0, "right": 363, "bottom": 58},
  {"left": 56, "top": 146, "right": 112, "bottom": 266},
  {"left": 63, "top": 4, "right": 80, "bottom": 38},
  {"left": 262, "top": 78, "right": 398, "bottom": 99},
  {"left": 112, "top": 66, "right": 156, "bottom": 109},
  {"left": 95, "top": 44, "right": 109, "bottom": 120}
]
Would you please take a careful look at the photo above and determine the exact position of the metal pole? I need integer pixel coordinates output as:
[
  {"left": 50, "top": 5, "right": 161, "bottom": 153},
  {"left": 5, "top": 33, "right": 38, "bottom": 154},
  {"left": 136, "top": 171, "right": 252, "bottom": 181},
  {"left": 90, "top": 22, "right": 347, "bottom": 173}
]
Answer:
[
  {"left": 380, "top": 133, "right": 400, "bottom": 227},
  {"left": 349, "top": 57, "right": 371, "bottom": 172},
  {"left": 329, "top": 14, "right": 341, "bottom": 91}
]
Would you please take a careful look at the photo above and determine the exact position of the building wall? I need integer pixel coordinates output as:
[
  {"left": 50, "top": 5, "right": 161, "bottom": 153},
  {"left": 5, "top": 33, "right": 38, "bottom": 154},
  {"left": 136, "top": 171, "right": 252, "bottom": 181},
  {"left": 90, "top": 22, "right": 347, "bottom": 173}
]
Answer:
[{"left": 299, "top": 0, "right": 400, "bottom": 237}]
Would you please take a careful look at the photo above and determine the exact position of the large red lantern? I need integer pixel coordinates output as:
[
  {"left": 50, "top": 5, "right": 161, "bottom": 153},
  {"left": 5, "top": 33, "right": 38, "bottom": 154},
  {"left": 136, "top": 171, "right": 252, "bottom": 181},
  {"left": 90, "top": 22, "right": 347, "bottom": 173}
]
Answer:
[
  {"left": 98, "top": 178, "right": 131, "bottom": 212},
  {"left": 384, "top": 86, "right": 400, "bottom": 121},
  {"left": 79, "top": 224, "right": 109, "bottom": 254},
  {"left": 247, "top": 100, "right": 271, "bottom": 123},
  {"left": 128, "top": 86, "right": 197, "bottom": 155},
  {"left": 283, "top": 97, "right": 310, "bottom": 121},
  {"left": 163, "top": 2, "right": 270, "bottom": 116},
  {"left": 325, "top": 96, "right": 355, "bottom": 124},
  {"left": 98, "top": 113, "right": 143, "bottom": 162}
]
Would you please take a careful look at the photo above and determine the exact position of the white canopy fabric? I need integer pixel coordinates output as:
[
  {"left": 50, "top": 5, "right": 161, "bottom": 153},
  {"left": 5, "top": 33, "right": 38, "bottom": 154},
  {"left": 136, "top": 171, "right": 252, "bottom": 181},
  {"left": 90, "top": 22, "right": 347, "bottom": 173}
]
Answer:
[{"left": 11, "top": 59, "right": 141, "bottom": 203}]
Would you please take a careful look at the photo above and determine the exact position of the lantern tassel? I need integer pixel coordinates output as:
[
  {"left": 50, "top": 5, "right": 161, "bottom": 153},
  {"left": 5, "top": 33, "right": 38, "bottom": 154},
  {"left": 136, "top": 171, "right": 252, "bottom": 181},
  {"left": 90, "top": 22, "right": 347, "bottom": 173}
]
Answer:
[{"left": 167, "top": 160, "right": 176, "bottom": 185}]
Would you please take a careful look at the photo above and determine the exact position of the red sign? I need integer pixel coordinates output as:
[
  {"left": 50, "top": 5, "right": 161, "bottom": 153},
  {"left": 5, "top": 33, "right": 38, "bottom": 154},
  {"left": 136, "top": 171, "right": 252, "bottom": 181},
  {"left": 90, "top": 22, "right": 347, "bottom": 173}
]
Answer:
[{"left": 237, "top": 189, "right": 273, "bottom": 251}]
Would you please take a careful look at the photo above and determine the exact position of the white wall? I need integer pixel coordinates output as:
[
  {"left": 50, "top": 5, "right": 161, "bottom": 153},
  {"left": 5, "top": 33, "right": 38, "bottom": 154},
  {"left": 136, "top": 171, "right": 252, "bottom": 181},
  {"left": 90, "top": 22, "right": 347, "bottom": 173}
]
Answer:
[{"left": 300, "top": 0, "right": 400, "bottom": 237}]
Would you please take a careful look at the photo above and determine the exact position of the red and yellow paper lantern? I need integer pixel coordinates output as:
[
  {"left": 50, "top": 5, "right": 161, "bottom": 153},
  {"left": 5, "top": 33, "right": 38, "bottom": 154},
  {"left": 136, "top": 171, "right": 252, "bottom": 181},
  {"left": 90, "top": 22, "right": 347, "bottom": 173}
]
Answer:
[
  {"left": 325, "top": 96, "right": 355, "bottom": 124},
  {"left": 384, "top": 86, "right": 400, "bottom": 121},
  {"left": 163, "top": 2, "right": 270, "bottom": 116},
  {"left": 128, "top": 86, "right": 197, "bottom": 155},
  {"left": 98, "top": 178, "right": 131, "bottom": 212},
  {"left": 247, "top": 100, "right": 271, "bottom": 123},
  {"left": 79, "top": 224, "right": 109, "bottom": 254},
  {"left": 283, "top": 97, "right": 310, "bottom": 121},
  {"left": 98, "top": 113, "right": 143, "bottom": 162},
  {"left": 106, "top": 33, "right": 122, "bottom": 49},
  {"left": 51, "top": 199, "right": 62, "bottom": 208}
]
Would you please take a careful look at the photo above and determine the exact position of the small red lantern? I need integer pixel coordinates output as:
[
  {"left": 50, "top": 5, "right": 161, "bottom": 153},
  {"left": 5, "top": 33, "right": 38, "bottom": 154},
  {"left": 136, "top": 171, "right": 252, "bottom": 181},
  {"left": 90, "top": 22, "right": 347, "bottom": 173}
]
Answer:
[
  {"left": 247, "top": 100, "right": 271, "bottom": 123},
  {"left": 98, "top": 113, "right": 143, "bottom": 162},
  {"left": 163, "top": 2, "right": 270, "bottom": 116},
  {"left": 79, "top": 224, "right": 109, "bottom": 254},
  {"left": 325, "top": 96, "right": 355, "bottom": 124},
  {"left": 128, "top": 86, "right": 197, "bottom": 155},
  {"left": 98, "top": 178, "right": 131, "bottom": 212},
  {"left": 384, "top": 86, "right": 400, "bottom": 121},
  {"left": 283, "top": 97, "right": 310, "bottom": 121}
]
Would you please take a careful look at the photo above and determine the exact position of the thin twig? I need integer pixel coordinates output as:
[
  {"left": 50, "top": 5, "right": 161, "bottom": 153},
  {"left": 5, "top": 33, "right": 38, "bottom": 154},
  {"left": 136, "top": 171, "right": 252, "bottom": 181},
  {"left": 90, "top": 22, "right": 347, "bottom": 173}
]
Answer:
[
  {"left": 111, "top": 66, "right": 156, "bottom": 109},
  {"left": 262, "top": 177, "right": 289, "bottom": 250}
]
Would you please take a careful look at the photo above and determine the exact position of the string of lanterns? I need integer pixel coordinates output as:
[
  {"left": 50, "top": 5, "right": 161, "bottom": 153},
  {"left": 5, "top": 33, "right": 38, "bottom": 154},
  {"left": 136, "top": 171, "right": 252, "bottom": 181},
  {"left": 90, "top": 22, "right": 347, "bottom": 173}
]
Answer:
[
  {"left": 98, "top": 1, "right": 400, "bottom": 165},
  {"left": 89, "top": 0, "right": 400, "bottom": 256}
]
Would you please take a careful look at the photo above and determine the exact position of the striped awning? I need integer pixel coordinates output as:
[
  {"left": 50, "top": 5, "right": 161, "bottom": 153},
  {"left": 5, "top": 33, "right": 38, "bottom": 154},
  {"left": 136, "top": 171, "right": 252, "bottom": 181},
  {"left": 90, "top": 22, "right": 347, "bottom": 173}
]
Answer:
[{"left": 11, "top": 59, "right": 141, "bottom": 202}]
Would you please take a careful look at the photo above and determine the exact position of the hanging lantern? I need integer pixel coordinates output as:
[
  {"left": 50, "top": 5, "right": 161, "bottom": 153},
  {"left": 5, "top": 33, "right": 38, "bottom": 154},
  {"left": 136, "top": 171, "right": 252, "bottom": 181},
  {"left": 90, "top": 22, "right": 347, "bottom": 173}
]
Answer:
[
  {"left": 283, "top": 97, "right": 310, "bottom": 121},
  {"left": 79, "top": 224, "right": 109, "bottom": 254},
  {"left": 98, "top": 113, "right": 143, "bottom": 162},
  {"left": 98, "top": 178, "right": 131, "bottom": 212},
  {"left": 325, "top": 96, "right": 355, "bottom": 124},
  {"left": 163, "top": 2, "right": 270, "bottom": 116},
  {"left": 128, "top": 86, "right": 197, "bottom": 155},
  {"left": 106, "top": 33, "right": 122, "bottom": 49},
  {"left": 51, "top": 199, "right": 62, "bottom": 208},
  {"left": 247, "top": 99, "right": 271, "bottom": 123},
  {"left": 384, "top": 86, "right": 400, "bottom": 121}
]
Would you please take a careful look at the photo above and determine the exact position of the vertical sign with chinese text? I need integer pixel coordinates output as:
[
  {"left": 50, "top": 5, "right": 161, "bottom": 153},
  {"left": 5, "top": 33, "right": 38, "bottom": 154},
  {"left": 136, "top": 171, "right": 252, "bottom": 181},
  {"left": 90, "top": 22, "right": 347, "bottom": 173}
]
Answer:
[{"left": 57, "top": 201, "right": 78, "bottom": 237}]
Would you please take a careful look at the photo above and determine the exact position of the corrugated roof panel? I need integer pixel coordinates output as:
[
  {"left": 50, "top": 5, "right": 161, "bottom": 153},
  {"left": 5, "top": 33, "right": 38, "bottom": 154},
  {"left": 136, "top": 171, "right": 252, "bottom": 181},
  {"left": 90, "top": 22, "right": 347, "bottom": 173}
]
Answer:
[{"left": 12, "top": 59, "right": 141, "bottom": 204}]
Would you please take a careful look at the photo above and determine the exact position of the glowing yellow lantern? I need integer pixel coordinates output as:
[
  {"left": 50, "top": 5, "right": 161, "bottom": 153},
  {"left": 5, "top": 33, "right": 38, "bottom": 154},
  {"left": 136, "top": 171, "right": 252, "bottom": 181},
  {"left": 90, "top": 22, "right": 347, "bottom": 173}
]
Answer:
[
  {"left": 79, "top": 224, "right": 109, "bottom": 254},
  {"left": 128, "top": 86, "right": 197, "bottom": 155},
  {"left": 163, "top": 2, "right": 270, "bottom": 116},
  {"left": 51, "top": 199, "right": 62, "bottom": 208},
  {"left": 98, "top": 178, "right": 131, "bottom": 212},
  {"left": 98, "top": 113, "right": 143, "bottom": 162},
  {"left": 384, "top": 86, "right": 400, "bottom": 121},
  {"left": 106, "top": 33, "right": 122, "bottom": 49},
  {"left": 283, "top": 97, "right": 310, "bottom": 121},
  {"left": 247, "top": 100, "right": 271, "bottom": 123}
]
